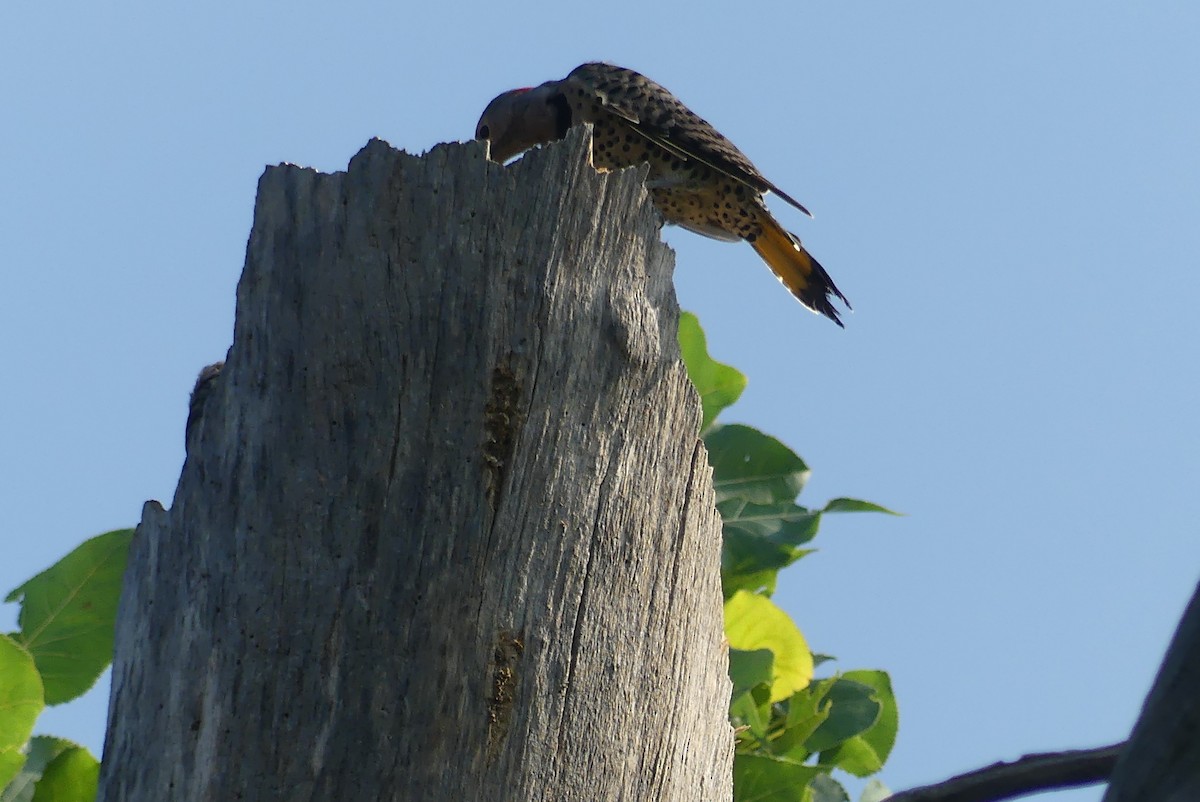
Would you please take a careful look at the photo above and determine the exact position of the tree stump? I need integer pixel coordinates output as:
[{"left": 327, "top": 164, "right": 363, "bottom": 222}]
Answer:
[{"left": 97, "top": 128, "right": 734, "bottom": 801}]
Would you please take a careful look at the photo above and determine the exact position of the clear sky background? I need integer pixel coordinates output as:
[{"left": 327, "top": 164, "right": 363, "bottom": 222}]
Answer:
[{"left": 3, "top": 3, "right": 1197, "bottom": 799}]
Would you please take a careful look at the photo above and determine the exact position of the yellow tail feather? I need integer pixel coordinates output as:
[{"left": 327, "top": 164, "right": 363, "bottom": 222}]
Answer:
[{"left": 749, "top": 214, "right": 850, "bottom": 327}]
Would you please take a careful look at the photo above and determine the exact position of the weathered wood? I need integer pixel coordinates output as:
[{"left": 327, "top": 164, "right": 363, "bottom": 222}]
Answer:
[
  {"left": 1103, "top": 578, "right": 1200, "bottom": 802},
  {"left": 98, "top": 128, "right": 733, "bottom": 801}
]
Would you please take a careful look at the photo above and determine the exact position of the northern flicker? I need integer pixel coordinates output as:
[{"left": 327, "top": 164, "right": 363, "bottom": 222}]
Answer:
[
  {"left": 475, "top": 62, "right": 850, "bottom": 326},
  {"left": 185, "top": 361, "right": 224, "bottom": 448}
]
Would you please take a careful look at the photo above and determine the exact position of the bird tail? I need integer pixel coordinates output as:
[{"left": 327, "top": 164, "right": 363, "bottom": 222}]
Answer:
[{"left": 750, "top": 212, "right": 850, "bottom": 327}]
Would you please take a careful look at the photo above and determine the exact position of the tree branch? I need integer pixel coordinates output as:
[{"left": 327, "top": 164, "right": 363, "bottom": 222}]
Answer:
[
  {"left": 885, "top": 742, "right": 1123, "bottom": 802},
  {"left": 1103, "top": 578, "right": 1200, "bottom": 801}
]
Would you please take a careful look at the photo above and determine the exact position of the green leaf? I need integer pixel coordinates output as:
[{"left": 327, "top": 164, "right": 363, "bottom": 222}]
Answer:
[
  {"left": 0, "top": 635, "right": 44, "bottom": 790},
  {"left": 729, "top": 648, "right": 775, "bottom": 698},
  {"left": 858, "top": 779, "right": 893, "bottom": 802},
  {"left": 805, "top": 679, "right": 881, "bottom": 753},
  {"left": 822, "top": 498, "right": 901, "bottom": 516},
  {"left": 733, "top": 754, "right": 820, "bottom": 802},
  {"left": 706, "top": 425, "right": 810, "bottom": 505},
  {"left": 30, "top": 747, "right": 98, "bottom": 802},
  {"left": 723, "top": 568, "right": 781, "bottom": 599},
  {"left": 721, "top": 500, "right": 821, "bottom": 549},
  {"left": 818, "top": 671, "right": 899, "bottom": 777},
  {"left": 808, "top": 773, "right": 850, "bottom": 802},
  {"left": 730, "top": 683, "right": 773, "bottom": 742},
  {"left": 678, "top": 311, "right": 748, "bottom": 432},
  {"left": 786, "top": 680, "right": 833, "bottom": 729},
  {"left": 7, "top": 530, "right": 132, "bottom": 705},
  {"left": 720, "top": 497, "right": 821, "bottom": 596},
  {"left": 2, "top": 737, "right": 76, "bottom": 802},
  {"left": 771, "top": 684, "right": 831, "bottom": 762},
  {"left": 725, "top": 591, "right": 812, "bottom": 702}
]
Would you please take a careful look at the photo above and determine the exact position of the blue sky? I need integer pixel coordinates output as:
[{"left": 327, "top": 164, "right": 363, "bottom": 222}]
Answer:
[{"left": 2, "top": 3, "right": 1197, "bottom": 799}]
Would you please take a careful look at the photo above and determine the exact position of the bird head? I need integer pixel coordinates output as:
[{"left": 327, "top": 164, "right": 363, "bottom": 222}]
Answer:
[{"left": 476, "top": 82, "right": 570, "bottom": 163}]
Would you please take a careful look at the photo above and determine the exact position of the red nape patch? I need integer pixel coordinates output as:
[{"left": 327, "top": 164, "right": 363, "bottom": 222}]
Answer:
[{"left": 512, "top": 87, "right": 533, "bottom": 94}]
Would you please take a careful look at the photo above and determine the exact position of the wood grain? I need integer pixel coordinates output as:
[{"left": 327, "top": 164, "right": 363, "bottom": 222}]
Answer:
[{"left": 98, "top": 127, "right": 733, "bottom": 802}]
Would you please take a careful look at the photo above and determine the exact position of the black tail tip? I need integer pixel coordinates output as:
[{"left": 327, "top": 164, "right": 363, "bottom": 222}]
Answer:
[{"left": 801, "top": 253, "right": 851, "bottom": 328}]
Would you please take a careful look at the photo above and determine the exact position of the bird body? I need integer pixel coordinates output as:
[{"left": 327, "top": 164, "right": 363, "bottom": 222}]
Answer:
[{"left": 476, "top": 62, "right": 849, "bottom": 325}]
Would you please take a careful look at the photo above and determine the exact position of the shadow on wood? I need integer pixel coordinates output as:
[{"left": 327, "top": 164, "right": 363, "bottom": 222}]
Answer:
[{"left": 98, "top": 128, "right": 733, "bottom": 801}]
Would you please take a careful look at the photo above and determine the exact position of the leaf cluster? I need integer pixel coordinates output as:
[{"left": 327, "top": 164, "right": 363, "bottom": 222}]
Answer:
[
  {"left": 680, "top": 313, "right": 898, "bottom": 802},
  {"left": 0, "top": 530, "right": 130, "bottom": 800}
]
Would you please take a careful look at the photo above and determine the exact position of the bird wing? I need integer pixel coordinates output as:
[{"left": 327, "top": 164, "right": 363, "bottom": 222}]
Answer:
[{"left": 565, "top": 63, "right": 813, "bottom": 218}]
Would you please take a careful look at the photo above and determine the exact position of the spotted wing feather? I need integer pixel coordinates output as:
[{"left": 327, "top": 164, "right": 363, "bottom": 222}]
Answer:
[{"left": 565, "top": 62, "right": 812, "bottom": 217}]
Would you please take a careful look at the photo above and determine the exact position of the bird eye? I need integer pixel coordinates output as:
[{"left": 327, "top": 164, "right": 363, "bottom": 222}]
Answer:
[{"left": 477, "top": 124, "right": 490, "bottom": 140}]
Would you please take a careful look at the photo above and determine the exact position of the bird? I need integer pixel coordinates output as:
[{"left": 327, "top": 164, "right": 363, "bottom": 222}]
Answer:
[
  {"left": 185, "top": 361, "right": 224, "bottom": 448},
  {"left": 475, "top": 62, "right": 849, "bottom": 326}
]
